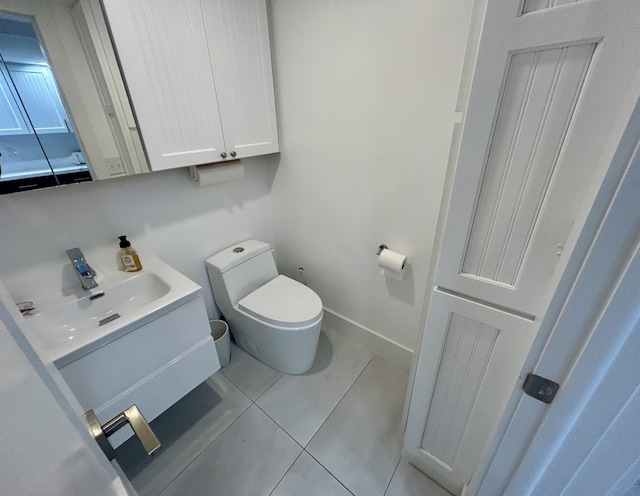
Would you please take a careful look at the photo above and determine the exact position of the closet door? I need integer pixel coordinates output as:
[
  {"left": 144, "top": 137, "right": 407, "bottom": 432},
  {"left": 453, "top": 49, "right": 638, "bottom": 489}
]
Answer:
[
  {"left": 102, "top": 0, "right": 226, "bottom": 171},
  {"left": 436, "top": 0, "right": 640, "bottom": 316},
  {"left": 405, "top": 0, "right": 640, "bottom": 493},
  {"left": 202, "top": 0, "right": 279, "bottom": 159}
]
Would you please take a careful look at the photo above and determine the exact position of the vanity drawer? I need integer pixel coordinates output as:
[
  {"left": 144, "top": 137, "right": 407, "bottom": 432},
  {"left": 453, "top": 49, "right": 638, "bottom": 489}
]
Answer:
[{"left": 59, "top": 295, "right": 220, "bottom": 444}]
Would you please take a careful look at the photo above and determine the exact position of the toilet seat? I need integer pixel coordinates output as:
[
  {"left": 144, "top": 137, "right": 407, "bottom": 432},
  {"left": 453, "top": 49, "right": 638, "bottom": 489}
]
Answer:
[{"left": 238, "top": 275, "right": 322, "bottom": 328}]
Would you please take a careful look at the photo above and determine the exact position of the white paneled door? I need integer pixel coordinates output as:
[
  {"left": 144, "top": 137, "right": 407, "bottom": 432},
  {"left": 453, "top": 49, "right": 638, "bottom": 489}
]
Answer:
[
  {"left": 406, "top": 0, "right": 640, "bottom": 493},
  {"left": 437, "top": 0, "right": 640, "bottom": 317},
  {"left": 0, "top": 288, "right": 131, "bottom": 496}
]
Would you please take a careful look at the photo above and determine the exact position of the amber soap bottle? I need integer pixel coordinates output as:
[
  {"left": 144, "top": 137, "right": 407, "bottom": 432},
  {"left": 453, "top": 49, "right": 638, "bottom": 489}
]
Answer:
[{"left": 118, "top": 235, "right": 142, "bottom": 272}]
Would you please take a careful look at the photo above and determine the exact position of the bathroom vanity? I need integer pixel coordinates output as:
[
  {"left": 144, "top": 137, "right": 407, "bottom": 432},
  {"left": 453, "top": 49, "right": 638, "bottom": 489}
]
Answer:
[{"left": 25, "top": 258, "right": 220, "bottom": 448}]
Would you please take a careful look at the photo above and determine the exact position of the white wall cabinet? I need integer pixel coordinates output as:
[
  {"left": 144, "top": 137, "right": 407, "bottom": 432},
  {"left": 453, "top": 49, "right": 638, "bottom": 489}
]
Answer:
[{"left": 101, "top": 0, "right": 279, "bottom": 171}]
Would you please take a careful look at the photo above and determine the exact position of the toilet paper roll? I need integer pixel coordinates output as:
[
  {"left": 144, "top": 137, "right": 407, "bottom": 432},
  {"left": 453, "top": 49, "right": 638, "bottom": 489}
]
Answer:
[
  {"left": 190, "top": 161, "right": 244, "bottom": 187},
  {"left": 378, "top": 249, "right": 407, "bottom": 281}
]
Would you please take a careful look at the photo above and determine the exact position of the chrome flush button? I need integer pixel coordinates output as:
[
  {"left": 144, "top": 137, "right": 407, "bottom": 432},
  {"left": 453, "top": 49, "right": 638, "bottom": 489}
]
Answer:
[{"left": 233, "top": 247, "right": 244, "bottom": 253}]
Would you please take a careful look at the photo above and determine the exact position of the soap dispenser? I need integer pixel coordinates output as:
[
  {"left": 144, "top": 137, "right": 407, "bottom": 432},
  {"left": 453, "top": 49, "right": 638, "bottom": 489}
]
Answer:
[{"left": 118, "top": 235, "right": 142, "bottom": 272}]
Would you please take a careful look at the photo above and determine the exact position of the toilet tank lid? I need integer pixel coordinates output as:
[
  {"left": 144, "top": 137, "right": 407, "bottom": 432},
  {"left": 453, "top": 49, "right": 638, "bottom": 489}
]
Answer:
[{"left": 206, "top": 240, "right": 271, "bottom": 273}]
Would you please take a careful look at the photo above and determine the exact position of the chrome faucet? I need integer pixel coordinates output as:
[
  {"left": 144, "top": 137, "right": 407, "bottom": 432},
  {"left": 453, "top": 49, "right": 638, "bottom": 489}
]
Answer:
[{"left": 66, "top": 247, "right": 98, "bottom": 290}]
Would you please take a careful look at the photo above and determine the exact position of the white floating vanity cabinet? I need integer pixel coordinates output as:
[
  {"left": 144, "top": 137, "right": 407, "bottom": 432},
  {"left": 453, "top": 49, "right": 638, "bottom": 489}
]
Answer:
[{"left": 101, "top": 0, "right": 279, "bottom": 171}]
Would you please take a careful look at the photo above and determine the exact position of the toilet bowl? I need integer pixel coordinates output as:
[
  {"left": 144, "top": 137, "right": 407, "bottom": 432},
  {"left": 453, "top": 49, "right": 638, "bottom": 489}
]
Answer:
[{"left": 206, "top": 240, "right": 323, "bottom": 374}]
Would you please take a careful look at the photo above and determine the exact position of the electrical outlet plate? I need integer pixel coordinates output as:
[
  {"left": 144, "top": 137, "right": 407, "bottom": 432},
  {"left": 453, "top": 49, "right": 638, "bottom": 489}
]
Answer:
[{"left": 106, "top": 157, "right": 125, "bottom": 176}]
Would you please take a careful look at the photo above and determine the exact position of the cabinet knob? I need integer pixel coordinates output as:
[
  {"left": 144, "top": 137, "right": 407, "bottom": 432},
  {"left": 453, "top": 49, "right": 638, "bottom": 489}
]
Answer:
[
  {"left": 220, "top": 152, "right": 227, "bottom": 159},
  {"left": 230, "top": 151, "right": 237, "bottom": 157}
]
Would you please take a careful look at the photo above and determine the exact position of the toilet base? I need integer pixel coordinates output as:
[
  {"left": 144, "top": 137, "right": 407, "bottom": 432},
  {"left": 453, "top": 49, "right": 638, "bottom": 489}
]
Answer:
[{"left": 226, "top": 311, "right": 323, "bottom": 374}]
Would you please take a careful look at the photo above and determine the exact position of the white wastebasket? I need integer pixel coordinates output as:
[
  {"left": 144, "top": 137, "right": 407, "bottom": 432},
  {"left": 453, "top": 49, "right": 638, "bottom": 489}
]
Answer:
[{"left": 209, "top": 319, "right": 231, "bottom": 367}]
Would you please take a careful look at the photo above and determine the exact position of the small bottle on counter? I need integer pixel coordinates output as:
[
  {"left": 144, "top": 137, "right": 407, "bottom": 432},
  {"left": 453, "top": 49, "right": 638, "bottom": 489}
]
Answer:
[{"left": 118, "top": 235, "right": 142, "bottom": 272}]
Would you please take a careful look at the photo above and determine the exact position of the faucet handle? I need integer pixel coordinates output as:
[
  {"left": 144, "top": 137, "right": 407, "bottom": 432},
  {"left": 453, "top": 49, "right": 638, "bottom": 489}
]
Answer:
[
  {"left": 66, "top": 247, "right": 98, "bottom": 290},
  {"left": 72, "top": 256, "right": 93, "bottom": 277},
  {"left": 66, "top": 247, "right": 92, "bottom": 273}
]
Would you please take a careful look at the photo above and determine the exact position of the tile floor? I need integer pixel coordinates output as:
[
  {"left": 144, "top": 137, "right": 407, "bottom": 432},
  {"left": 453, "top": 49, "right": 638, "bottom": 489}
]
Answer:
[{"left": 116, "top": 329, "right": 451, "bottom": 496}]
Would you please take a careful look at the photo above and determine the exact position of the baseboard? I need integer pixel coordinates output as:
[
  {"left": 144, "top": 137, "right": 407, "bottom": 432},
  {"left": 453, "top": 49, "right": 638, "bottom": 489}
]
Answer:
[{"left": 322, "top": 307, "right": 413, "bottom": 370}]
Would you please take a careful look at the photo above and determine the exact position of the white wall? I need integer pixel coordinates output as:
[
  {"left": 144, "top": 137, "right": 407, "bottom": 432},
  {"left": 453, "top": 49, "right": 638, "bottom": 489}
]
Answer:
[
  {"left": 0, "top": 0, "right": 475, "bottom": 360},
  {"left": 268, "top": 0, "right": 474, "bottom": 352},
  {"left": 0, "top": 156, "right": 278, "bottom": 318}
]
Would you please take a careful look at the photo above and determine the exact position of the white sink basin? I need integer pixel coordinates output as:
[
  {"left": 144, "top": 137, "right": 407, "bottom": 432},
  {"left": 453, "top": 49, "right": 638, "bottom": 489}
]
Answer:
[{"left": 25, "top": 257, "right": 202, "bottom": 367}]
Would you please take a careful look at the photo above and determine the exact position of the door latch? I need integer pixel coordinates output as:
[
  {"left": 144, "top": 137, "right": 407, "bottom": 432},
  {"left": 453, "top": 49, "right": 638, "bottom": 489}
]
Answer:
[
  {"left": 523, "top": 373, "right": 560, "bottom": 404},
  {"left": 84, "top": 405, "right": 161, "bottom": 460}
]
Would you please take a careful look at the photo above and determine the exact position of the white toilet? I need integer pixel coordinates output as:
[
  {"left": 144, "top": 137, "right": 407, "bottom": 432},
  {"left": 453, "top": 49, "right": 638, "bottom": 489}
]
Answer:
[{"left": 206, "top": 240, "right": 323, "bottom": 374}]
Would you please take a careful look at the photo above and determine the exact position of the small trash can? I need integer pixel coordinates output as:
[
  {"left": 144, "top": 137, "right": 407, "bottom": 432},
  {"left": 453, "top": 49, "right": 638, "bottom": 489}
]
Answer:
[{"left": 210, "top": 319, "right": 231, "bottom": 367}]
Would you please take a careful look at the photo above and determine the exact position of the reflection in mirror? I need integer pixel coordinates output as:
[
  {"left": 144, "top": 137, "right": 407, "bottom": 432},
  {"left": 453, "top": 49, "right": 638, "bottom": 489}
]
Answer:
[
  {"left": 0, "top": 0, "right": 150, "bottom": 195},
  {"left": 0, "top": 13, "right": 91, "bottom": 194}
]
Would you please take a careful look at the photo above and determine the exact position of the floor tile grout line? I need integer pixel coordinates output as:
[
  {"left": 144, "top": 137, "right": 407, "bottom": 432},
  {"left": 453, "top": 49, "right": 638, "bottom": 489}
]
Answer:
[
  {"left": 252, "top": 351, "right": 374, "bottom": 450},
  {"left": 154, "top": 401, "right": 253, "bottom": 496},
  {"left": 222, "top": 339, "right": 374, "bottom": 451},
  {"left": 303, "top": 449, "right": 356, "bottom": 496},
  {"left": 246, "top": 335, "right": 376, "bottom": 449},
  {"left": 382, "top": 456, "right": 403, "bottom": 496},
  {"left": 305, "top": 352, "right": 376, "bottom": 448},
  {"left": 153, "top": 338, "right": 378, "bottom": 495},
  {"left": 251, "top": 328, "right": 334, "bottom": 404},
  {"left": 266, "top": 450, "right": 305, "bottom": 496},
  {"left": 253, "top": 402, "right": 306, "bottom": 451},
  {"left": 219, "top": 355, "right": 283, "bottom": 404},
  {"left": 253, "top": 372, "right": 284, "bottom": 403},
  {"left": 225, "top": 368, "right": 306, "bottom": 452},
  {"left": 305, "top": 353, "right": 407, "bottom": 496},
  {"left": 154, "top": 374, "right": 303, "bottom": 495}
]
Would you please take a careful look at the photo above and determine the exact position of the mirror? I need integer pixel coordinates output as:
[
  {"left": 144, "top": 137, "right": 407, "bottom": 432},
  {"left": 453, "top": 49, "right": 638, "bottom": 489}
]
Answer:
[
  {"left": 0, "top": 0, "right": 150, "bottom": 194},
  {"left": 0, "top": 13, "right": 92, "bottom": 193}
]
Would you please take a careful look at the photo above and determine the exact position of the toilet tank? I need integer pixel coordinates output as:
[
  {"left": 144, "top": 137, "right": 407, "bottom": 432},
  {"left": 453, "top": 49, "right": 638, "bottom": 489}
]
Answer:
[{"left": 206, "top": 240, "right": 279, "bottom": 314}]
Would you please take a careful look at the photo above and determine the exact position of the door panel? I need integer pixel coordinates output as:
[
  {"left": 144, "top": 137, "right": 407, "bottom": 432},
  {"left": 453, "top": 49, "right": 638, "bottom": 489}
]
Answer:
[
  {"left": 102, "top": 0, "right": 226, "bottom": 170},
  {"left": 521, "top": 0, "right": 584, "bottom": 15},
  {"left": 202, "top": 0, "right": 279, "bottom": 158},
  {"left": 7, "top": 64, "right": 72, "bottom": 134},
  {"left": 461, "top": 44, "right": 595, "bottom": 286},
  {"left": 0, "top": 65, "right": 30, "bottom": 135},
  {"left": 413, "top": 290, "right": 534, "bottom": 490},
  {"left": 436, "top": 0, "right": 640, "bottom": 316}
]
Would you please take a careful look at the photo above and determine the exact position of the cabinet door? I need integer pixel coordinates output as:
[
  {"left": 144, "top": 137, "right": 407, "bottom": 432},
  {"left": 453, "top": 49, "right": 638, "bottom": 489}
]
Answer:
[
  {"left": 435, "top": 0, "right": 640, "bottom": 317},
  {"left": 0, "top": 65, "right": 31, "bottom": 135},
  {"left": 203, "top": 0, "right": 279, "bottom": 158},
  {"left": 6, "top": 64, "right": 72, "bottom": 134},
  {"left": 102, "top": 0, "right": 227, "bottom": 171}
]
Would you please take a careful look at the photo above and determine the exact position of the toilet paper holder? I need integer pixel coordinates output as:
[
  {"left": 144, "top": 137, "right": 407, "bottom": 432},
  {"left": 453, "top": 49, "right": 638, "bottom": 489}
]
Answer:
[{"left": 376, "top": 244, "right": 388, "bottom": 256}]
